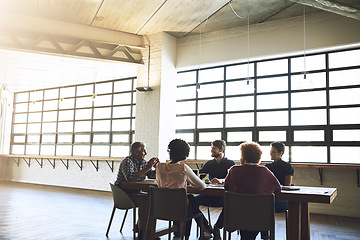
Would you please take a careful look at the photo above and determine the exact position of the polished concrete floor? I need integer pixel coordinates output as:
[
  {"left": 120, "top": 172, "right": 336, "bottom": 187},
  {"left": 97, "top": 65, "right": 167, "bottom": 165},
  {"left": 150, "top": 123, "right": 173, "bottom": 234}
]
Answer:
[{"left": 1, "top": 181, "right": 359, "bottom": 240}]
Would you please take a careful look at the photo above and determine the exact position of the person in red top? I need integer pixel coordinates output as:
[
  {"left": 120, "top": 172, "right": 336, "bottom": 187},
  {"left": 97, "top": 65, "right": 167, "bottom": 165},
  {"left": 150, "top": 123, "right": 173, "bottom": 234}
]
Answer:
[{"left": 214, "top": 142, "right": 281, "bottom": 240}]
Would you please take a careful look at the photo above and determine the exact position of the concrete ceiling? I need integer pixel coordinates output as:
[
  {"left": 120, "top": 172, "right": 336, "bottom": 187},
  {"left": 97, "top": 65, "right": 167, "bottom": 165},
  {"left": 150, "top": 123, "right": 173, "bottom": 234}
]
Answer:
[
  {"left": 0, "top": 0, "right": 359, "bottom": 37},
  {"left": 0, "top": 0, "right": 359, "bottom": 92}
]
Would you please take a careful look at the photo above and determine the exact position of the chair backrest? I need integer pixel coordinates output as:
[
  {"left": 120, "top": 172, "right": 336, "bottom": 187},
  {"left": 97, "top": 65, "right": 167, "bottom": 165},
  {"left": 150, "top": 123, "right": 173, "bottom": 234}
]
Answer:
[
  {"left": 224, "top": 191, "right": 275, "bottom": 232},
  {"left": 149, "top": 186, "right": 188, "bottom": 222},
  {"left": 109, "top": 182, "right": 135, "bottom": 210}
]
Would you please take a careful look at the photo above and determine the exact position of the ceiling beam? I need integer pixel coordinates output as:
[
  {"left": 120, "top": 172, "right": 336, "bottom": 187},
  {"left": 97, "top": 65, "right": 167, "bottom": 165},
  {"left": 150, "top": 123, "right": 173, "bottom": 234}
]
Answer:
[
  {"left": 0, "top": 30, "right": 144, "bottom": 64},
  {"left": 0, "top": 12, "right": 145, "bottom": 48},
  {"left": 0, "top": 12, "right": 145, "bottom": 64},
  {"left": 289, "top": 0, "right": 360, "bottom": 20}
]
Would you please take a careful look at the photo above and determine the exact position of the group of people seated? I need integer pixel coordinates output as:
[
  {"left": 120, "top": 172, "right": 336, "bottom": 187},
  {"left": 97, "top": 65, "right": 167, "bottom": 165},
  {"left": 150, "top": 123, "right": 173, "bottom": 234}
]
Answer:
[{"left": 114, "top": 139, "right": 294, "bottom": 240}]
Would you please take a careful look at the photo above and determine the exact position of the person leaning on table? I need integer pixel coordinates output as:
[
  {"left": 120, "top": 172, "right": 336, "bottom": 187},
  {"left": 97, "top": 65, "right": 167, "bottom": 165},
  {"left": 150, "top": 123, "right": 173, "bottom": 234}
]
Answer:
[
  {"left": 265, "top": 141, "right": 294, "bottom": 212},
  {"left": 156, "top": 138, "right": 213, "bottom": 240},
  {"left": 114, "top": 142, "right": 159, "bottom": 239},
  {"left": 214, "top": 142, "right": 281, "bottom": 240}
]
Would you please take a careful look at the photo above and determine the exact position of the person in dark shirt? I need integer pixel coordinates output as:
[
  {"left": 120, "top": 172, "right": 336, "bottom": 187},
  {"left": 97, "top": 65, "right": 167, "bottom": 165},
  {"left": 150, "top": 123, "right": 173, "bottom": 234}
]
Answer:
[
  {"left": 196, "top": 140, "right": 235, "bottom": 240},
  {"left": 265, "top": 141, "right": 294, "bottom": 212}
]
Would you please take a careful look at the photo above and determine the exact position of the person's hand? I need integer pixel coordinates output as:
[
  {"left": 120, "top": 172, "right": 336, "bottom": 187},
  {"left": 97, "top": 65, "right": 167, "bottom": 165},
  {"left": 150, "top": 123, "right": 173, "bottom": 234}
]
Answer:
[
  {"left": 211, "top": 178, "right": 224, "bottom": 184},
  {"left": 211, "top": 178, "right": 220, "bottom": 184},
  {"left": 147, "top": 157, "right": 159, "bottom": 169},
  {"left": 152, "top": 157, "right": 160, "bottom": 168}
]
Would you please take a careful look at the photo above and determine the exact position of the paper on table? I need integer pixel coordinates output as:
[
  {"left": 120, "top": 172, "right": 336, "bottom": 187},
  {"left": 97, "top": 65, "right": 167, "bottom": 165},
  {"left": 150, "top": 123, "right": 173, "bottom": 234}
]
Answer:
[
  {"left": 209, "top": 183, "right": 224, "bottom": 187},
  {"left": 281, "top": 186, "right": 300, "bottom": 191}
]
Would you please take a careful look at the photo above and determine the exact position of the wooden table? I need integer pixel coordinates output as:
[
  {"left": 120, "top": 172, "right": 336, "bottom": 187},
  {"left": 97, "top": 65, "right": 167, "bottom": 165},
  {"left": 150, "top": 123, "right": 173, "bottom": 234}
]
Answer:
[
  {"left": 121, "top": 181, "right": 337, "bottom": 240},
  {"left": 275, "top": 185, "right": 337, "bottom": 240}
]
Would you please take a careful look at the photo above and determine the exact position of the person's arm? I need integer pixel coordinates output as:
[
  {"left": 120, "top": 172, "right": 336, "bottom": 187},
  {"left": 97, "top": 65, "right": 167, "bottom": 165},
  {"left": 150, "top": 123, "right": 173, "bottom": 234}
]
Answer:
[
  {"left": 134, "top": 157, "right": 159, "bottom": 179},
  {"left": 211, "top": 161, "right": 233, "bottom": 184},
  {"left": 198, "top": 161, "right": 209, "bottom": 179},
  {"left": 284, "top": 175, "right": 293, "bottom": 186},
  {"left": 184, "top": 164, "right": 206, "bottom": 190},
  {"left": 224, "top": 166, "right": 234, "bottom": 190},
  {"left": 266, "top": 168, "right": 281, "bottom": 192}
]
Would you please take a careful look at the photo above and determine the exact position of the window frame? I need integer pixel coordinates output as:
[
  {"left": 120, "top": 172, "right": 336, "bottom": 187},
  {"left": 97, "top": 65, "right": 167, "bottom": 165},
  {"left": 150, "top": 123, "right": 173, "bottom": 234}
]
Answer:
[{"left": 176, "top": 47, "right": 360, "bottom": 164}]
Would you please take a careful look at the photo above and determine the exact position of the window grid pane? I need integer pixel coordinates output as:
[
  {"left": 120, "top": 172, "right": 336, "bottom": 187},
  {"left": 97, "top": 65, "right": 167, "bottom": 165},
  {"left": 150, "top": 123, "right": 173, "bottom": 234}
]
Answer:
[{"left": 10, "top": 78, "right": 136, "bottom": 157}]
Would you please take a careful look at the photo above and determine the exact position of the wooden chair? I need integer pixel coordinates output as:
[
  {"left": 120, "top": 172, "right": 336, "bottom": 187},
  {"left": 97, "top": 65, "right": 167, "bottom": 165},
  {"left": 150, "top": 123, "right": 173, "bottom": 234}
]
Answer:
[
  {"left": 146, "top": 186, "right": 203, "bottom": 240},
  {"left": 223, "top": 192, "right": 275, "bottom": 240},
  {"left": 106, "top": 182, "right": 138, "bottom": 239}
]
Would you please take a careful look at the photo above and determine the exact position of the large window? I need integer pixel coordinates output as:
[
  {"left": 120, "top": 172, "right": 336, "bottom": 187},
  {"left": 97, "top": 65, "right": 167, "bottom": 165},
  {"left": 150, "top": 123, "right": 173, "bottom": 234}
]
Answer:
[
  {"left": 176, "top": 47, "right": 360, "bottom": 164},
  {"left": 11, "top": 78, "right": 136, "bottom": 157}
]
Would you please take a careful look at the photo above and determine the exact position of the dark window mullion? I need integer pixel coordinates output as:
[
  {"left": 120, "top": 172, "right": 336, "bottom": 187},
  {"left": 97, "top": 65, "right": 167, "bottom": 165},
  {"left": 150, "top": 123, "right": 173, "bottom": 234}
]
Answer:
[
  {"left": 109, "top": 80, "right": 115, "bottom": 157},
  {"left": 195, "top": 70, "right": 200, "bottom": 159},
  {"left": 253, "top": 62, "right": 258, "bottom": 142},
  {"left": 72, "top": 86, "right": 77, "bottom": 156},
  {"left": 325, "top": 53, "right": 331, "bottom": 164},
  {"left": 288, "top": 58, "right": 293, "bottom": 162},
  {"left": 223, "top": 66, "right": 226, "bottom": 141},
  {"left": 89, "top": 83, "right": 95, "bottom": 157}
]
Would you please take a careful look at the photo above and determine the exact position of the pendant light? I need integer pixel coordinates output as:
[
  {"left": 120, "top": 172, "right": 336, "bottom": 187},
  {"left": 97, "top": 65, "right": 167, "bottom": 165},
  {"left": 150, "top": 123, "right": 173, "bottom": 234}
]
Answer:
[
  {"left": 243, "top": 12, "right": 254, "bottom": 95},
  {"left": 298, "top": 5, "right": 313, "bottom": 90}
]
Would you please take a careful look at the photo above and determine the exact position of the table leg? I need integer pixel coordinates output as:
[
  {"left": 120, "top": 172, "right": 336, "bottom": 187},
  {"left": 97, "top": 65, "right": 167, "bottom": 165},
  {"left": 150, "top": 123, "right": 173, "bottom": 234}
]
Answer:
[
  {"left": 301, "top": 202, "right": 310, "bottom": 240},
  {"left": 287, "top": 201, "right": 301, "bottom": 240}
]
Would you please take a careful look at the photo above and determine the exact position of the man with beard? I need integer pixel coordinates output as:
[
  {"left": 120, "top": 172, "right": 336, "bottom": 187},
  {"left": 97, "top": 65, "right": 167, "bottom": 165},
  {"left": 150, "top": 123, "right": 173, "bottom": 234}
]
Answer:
[{"left": 196, "top": 140, "right": 235, "bottom": 240}]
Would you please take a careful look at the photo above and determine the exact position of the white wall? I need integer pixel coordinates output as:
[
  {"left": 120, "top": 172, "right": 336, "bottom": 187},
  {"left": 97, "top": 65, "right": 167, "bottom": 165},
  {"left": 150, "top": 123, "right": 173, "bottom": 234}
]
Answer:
[
  {"left": 177, "top": 11, "right": 360, "bottom": 69},
  {"left": 0, "top": 158, "right": 118, "bottom": 191}
]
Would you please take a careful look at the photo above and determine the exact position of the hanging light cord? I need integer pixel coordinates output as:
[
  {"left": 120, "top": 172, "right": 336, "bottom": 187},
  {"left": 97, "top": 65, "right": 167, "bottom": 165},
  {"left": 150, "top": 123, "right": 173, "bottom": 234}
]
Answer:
[
  {"left": 303, "top": 5, "right": 307, "bottom": 79},
  {"left": 197, "top": 18, "right": 208, "bottom": 90},
  {"left": 198, "top": 17, "right": 208, "bottom": 71},
  {"left": 228, "top": 2, "right": 250, "bottom": 83},
  {"left": 229, "top": 1, "right": 246, "bottom": 19},
  {"left": 147, "top": 44, "right": 151, "bottom": 87},
  {"left": 247, "top": 12, "right": 250, "bottom": 81}
]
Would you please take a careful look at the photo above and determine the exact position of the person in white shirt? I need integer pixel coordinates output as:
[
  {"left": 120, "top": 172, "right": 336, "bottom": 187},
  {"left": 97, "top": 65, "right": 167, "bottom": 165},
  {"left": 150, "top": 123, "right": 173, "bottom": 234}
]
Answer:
[{"left": 156, "top": 139, "right": 212, "bottom": 239}]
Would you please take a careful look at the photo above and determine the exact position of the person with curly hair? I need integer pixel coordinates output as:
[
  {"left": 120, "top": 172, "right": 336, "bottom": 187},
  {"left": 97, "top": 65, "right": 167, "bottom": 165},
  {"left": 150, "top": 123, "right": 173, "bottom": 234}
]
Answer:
[
  {"left": 156, "top": 139, "right": 213, "bottom": 239},
  {"left": 213, "top": 142, "right": 281, "bottom": 240}
]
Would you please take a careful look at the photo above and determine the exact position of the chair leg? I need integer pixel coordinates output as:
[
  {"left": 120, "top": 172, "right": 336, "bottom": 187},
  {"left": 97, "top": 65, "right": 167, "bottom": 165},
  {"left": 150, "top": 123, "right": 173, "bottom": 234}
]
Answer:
[
  {"left": 106, "top": 206, "right": 116, "bottom": 237},
  {"left": 120, "top": 209, "right": 128, "bottom": 233},
  {"left": 285, "top": 210, "right": 288, "bottom": 240},
  {"left": 207, "top": 206, "right": 211, "bottom": 227},
  {"left": 197, "top": 223, "right": 199, "bottom": 237},
  {"left": 223, "top": 229, "right": 233, "bottom": 240},
  {"left": 168, "top": 221, "right": 172, "bottom": 240},
  {"left": 133, "top": 207, "right": 136, "bottom": 240},
  {"left": 179, "top": 221, "right": 186, "bottom": 240}
]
